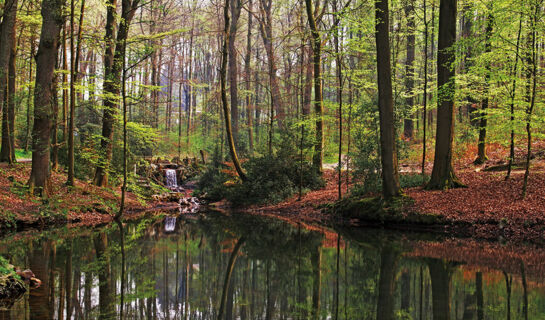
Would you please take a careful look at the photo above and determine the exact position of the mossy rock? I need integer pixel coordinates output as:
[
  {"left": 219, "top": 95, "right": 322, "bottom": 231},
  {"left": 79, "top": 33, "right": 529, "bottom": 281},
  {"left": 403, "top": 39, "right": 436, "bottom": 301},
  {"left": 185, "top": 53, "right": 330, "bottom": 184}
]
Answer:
[{"left": 0, "top": 275, "right": 26, "bottom": 310}]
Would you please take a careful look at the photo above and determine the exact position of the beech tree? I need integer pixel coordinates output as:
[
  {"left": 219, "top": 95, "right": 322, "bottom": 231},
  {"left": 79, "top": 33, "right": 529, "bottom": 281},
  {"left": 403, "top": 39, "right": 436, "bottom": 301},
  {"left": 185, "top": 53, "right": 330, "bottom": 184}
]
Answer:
[
  {"left": 375, "top": 0, "right": 401, "bottom": 198},
  {"left": 426, "top": 0, "right": 463, "bottom": 190},
  {"left": 28, "top": 0, "right": 64, "bottom": 195},
  {"left": 0, "top": 0, "right": 18, "bottom": 163},
  {"left": 93, "top": 0, "right": 140, "bottom": 186}
]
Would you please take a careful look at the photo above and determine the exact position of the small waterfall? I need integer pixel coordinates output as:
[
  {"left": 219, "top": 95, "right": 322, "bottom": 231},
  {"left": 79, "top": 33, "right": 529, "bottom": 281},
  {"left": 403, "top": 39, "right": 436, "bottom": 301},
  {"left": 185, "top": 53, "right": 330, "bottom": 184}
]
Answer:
[
  {"left": 164, "top": 216, "right": 176, "bottom": 232},
  {"left": 165, "top": 169, "right": 178, "bottom": 189}
]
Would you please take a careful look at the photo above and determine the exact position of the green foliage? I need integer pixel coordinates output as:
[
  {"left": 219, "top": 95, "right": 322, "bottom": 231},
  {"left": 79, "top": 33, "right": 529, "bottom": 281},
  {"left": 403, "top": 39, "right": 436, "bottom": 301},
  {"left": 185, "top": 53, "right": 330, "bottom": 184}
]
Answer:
[
  {"left": 194, "top": 147, "right": 231, "bottom": 201},
  {"left": 350, "top": 99, "right": 382, "bottom": 194},
  {"left": 195, "top": 137, "right": 324, "bottom": 206},
  {"left": 227, "top": 136, "right": 324, "bottom": 206},
  {"left": 0, "top": 256, "right": 15, "bottom": 277}
]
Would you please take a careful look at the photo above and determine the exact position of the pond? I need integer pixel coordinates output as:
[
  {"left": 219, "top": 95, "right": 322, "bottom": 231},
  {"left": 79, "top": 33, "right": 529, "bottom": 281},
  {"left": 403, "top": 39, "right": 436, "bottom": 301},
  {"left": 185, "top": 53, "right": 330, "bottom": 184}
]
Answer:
[{"left": 1, "top": 212, "right": 544, "bottom": 319}]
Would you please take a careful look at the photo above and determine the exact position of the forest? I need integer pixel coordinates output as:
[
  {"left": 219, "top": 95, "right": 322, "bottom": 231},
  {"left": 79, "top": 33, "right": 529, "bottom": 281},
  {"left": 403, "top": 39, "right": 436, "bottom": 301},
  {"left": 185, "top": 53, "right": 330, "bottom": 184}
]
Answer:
[{"left": 1, "top": 0, "right": 545, "bottom": 317}]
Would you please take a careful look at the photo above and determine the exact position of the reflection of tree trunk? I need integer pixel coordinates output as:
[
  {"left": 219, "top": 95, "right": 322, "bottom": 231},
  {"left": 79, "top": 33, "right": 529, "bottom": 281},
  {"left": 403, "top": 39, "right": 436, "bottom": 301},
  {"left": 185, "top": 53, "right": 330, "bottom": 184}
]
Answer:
[
  {"left": 311, "top": 246, "right": 321, "bottom": 319},
  {"left": 377, "top": 246, "right": 399, "bottom": 320},
  {"left": 521, "top": 261, "right": 528, "bottom": 320},
  {"left": 401, "top": 269, "right": 410, "bottom": 312},
  {"left": 427, "top": 259, "right": 453, "bottom": 320},
  {"left": 29, "top": 241, "right": 54, "bottom": 319},
  {"left": 94, "top": 233, "right": 114, "bottom": 319},
  {"left": 461, "top": 291, "right": 475, "bottom": 319},
  {"left": 265, "top": 261, "right": 277, "bottom": 320},
  {"left": 476, "top": 272, "right": 483, "bottom": 320},
  {"left": 240, "top": 261, "right": 249, "bottom": 320},
  {"left": 226, "top": 271, "right": 235, "bottom": 320},
  {"left": 502, "top": 271, "right": 511, "bottom": 320},
  {"left": 84, "top": 271, "right": 92, "bottom": 318},
  {"left": 65, "top": 243, "right": 73, "bottom": 319},
  {"left": 217, "top": 237, "right": 245, "bottom": 320}
]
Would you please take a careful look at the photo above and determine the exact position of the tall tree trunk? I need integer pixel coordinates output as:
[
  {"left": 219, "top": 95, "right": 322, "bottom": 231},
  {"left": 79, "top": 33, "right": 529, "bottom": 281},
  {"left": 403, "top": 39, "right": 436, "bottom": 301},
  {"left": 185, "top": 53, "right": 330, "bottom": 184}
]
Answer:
[
  {"left": 245, "top": 0, "right": 254, "bottom": 154},
  {"left": 375, "top": 0, "right": 401, "bottom": 198},
  {"left": 7, "top": 28, "right": 16, "bottom": 161},
  {"left": 67, "top": 0, "right": 86, "bottom": 185},
  {"left": 403, "top": 0, "right": 415, "bottom": 140},
  {"left": 259, "top": 0, "right": 285, "bottom": 129},
  {"left": 522, "top": 5, "right": 538, "bottom": 198},
  {"left": 505, "top": 12, "right": 523, "bottom": 180},
  {"left": 474, "top": 12, "right": 493, "bottom": 164},
  {"left": 28, "top": 0, "right": 63, "bottom": 195},
  {"left": 229, "top": 0, "right": 242, "bottom": 149},
  {"left": 0, "top": 0, "right": 18, "bottom": 163},
  {"left": 426, "top": 0, "right": 463, "bottom": 190},
  {"left": 221, "top": 0, "right": 247, "bottom": 181},
  {"left": 93, "top": 0, "right": 139, "bottom": 186},
  {"left": 305, "top": 0, "right": 324, "bottom": 173}
]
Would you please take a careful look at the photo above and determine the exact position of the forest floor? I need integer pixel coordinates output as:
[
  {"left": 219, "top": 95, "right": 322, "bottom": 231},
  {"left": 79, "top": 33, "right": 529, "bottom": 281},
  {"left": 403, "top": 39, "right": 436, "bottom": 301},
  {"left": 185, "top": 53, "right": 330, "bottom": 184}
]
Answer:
[
  {"left": 0, "top": 163, "right": 177, "bottom": 231},
  {"left": 245, "top": 141, "right": 545, "bottom": 243}
]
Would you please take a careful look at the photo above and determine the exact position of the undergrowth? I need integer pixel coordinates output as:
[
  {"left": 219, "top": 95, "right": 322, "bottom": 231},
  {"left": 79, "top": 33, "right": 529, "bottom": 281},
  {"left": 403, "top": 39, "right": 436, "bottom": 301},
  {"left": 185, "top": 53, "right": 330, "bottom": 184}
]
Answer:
[{"left": 195, "top": 137, "right": 324, "bottom": 206}]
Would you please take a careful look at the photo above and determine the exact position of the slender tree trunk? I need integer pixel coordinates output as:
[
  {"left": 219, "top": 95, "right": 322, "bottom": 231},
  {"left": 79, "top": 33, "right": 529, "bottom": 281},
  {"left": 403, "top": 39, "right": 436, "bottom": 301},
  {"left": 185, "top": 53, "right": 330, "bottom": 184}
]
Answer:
[
  {"left": 93, "top": 0, "right": 139, "bottom": 186},
  {"left": 221, "top": 0, "right": 247, "bottom": 181},
  {"left": 229, "top": 0, "right": 242, "bottom": 149},
  {"left": 28, "top": 0, "right": 63, "bottom": 196},
  {"left": 245, "top": 0, "right": 254, "bottom": 154},
  {"left": 259, "top": 0, "right": 284, "bottom": 129},
  {"left": 426, "top": 0, "right": 463, "bottom": 190},
  {"left": 474, "top": 12, "right": 493, "bottom": 164},
  {"left": 506, "top": 13, "right": 523, "bottom": 180},
  {"left": 305, "top": 0, "right": 324, "bottom": 173},
  {"left": 7, "top": 28, "right": 16, "bottom": 161},
  {"left": 404, "top": 0, "right": 415, "bottom": 140},
  {"left": 67, "top": 0, "right": 86, "bottom": 185},
  {"left": 421, "top": 0, "right": 429, "bottom": 179},
  {"left": 334, "top": 0, "right": 343, "bottom": 199},
  {"left": 522, "top": 5, "right": 538, "bottom": 198},
  {"left": 375, "top": 0, "right": 401, "bottom": 198}
]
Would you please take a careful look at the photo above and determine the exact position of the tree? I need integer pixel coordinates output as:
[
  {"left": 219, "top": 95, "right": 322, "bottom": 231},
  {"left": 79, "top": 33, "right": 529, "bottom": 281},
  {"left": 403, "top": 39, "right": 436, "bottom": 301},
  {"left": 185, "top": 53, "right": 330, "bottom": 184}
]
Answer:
[
  {"left": 403, "top": 0, "right": 415, "bottom": 140},
  {"left": 28, "top": 0, "right": 64, "bottom": 195},
  {"left": 305, "top": 0, "right": 324, "bottom": 173},
  {"left": 228, "top": 0, "right": 243, "bottom": 148},
  {"left": 93, "top": 0, "right": 140, "bottom": 186},
  {"left": 221, "top": 0, "right": 247, "bottom": 181},
  {"left": 474, "top": 11, "right": 493, "bottom": 165},
  {"left": 375, "top": 0, "right": 401, "bottom": 198},
  {"left": 0, "top": 0, "right": 18, "bottom": 163},
  {"left": 426, "top": 0, "right": 463, "bottom": 190},
  {"left": 67, "top": 0, "right": 86, "bottom": 185}
]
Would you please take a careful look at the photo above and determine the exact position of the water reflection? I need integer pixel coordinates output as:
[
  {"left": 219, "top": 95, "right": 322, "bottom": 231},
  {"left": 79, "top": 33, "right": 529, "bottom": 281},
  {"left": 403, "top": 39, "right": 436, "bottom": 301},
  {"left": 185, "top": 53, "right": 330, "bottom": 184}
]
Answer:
[{"left": 1, "top": 213, "right": 545, "bottom": 319}]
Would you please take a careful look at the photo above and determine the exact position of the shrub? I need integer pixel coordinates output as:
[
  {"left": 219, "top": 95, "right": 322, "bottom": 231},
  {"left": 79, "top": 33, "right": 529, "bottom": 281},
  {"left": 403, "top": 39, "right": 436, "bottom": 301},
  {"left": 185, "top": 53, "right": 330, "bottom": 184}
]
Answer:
[{"left": 195, "top": 136, "right": 324, "bottom": 206}]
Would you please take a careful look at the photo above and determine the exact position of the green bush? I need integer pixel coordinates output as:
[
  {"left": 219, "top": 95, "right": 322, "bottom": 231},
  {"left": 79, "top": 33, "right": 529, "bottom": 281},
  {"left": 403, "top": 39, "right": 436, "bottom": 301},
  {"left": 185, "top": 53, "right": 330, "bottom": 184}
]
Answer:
[
  {"left": 227, "top": 137, "right": 324, "bottom": 206},
  {"left": 195, "top": 137, "right": 324, "bottom": 206}
]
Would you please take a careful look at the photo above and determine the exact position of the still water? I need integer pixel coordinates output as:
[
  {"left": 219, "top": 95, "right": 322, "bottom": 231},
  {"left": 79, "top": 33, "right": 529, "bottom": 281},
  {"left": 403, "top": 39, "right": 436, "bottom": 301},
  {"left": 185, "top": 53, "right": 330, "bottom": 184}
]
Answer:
[{"left": 1, "top": 212, "right": 545, "bottom": 319}]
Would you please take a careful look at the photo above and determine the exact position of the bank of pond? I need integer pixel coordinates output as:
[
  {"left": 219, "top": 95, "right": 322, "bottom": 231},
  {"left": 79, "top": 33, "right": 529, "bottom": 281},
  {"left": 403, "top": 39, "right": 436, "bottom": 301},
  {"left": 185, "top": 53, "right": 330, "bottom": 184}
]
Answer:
[{"left": 0, "top": 211, "right": 544, "bottom": 319}]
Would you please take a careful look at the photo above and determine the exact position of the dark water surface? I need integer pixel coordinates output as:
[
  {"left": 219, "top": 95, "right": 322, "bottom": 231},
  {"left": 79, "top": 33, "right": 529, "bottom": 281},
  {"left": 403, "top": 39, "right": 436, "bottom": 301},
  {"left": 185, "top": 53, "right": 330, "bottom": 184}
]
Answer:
[{"left": 1, "top": 212, "right": 545, "bottom": 319}]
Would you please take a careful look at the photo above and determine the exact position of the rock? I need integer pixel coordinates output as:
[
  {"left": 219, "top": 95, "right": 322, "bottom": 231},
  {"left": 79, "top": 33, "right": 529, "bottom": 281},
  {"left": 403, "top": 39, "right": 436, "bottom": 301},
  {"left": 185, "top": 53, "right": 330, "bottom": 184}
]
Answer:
[{"left": 0, "top": 275, "right": 26, "bottom": 309}]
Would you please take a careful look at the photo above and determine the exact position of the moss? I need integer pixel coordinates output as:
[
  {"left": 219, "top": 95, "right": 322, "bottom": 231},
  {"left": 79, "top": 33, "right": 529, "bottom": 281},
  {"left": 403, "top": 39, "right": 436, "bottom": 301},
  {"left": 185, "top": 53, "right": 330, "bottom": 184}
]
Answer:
[{"left": 331, "top": 195, "right": 446, "bottom": 226}]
